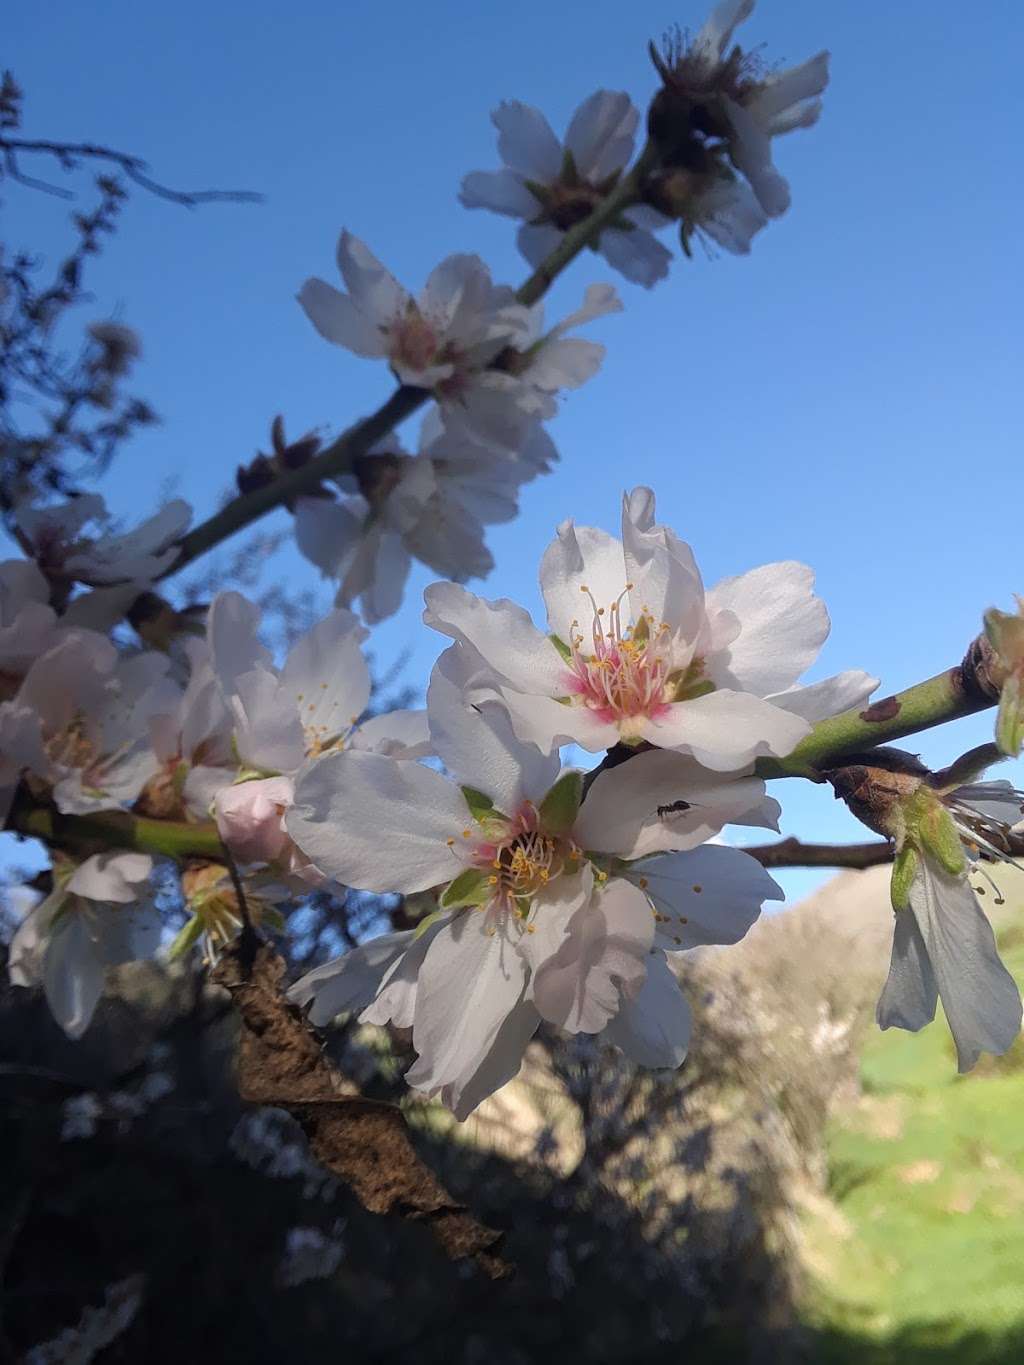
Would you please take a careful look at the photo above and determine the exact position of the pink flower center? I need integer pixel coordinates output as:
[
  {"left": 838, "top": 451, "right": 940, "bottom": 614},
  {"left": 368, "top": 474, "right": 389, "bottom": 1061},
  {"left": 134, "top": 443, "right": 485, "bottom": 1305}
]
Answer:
[
  {"left": 564, "top": 584, "right": 674, "bottom": 728},
  {"left": 388, "top": 306, "right": 440, "bottom": 374},
  {"left": 452, "top": 803, "right": 579, "bottom": 919}
]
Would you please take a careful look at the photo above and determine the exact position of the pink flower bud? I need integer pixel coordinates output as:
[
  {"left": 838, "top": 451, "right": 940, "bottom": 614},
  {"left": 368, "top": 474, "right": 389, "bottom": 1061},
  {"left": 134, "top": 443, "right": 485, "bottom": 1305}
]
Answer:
[{"left": 214, "top": 776, "right": 295, "bottom": 865}]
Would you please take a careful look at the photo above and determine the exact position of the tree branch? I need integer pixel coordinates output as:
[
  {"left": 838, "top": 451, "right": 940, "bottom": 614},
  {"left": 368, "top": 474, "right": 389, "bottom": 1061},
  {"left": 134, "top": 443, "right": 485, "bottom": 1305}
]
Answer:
[
  {"left": 162, "top": 143, "right": 657, "bottom": 579},
  {"left": 741, "top": 837, "right": 894, "bottom": 870},
  {"left": 754, "top": 636, "right": 1000, "bottom": 781},
  {"left": 1, "top": 136, "right": 261, "bottom": 206}
]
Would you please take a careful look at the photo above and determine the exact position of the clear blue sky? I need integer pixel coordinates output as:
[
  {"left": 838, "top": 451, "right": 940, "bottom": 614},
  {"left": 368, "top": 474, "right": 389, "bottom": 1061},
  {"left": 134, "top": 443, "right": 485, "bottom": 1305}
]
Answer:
[{"left": 5, "top": 0, "right": 1023, "bottom": 902}]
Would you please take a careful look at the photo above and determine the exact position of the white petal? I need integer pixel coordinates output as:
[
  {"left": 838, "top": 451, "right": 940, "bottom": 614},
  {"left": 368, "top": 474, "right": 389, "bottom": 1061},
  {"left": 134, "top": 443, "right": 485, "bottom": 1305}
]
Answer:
[
  {"left": 427, "top": 644, "right": 560, "bottom": 810},
  {"left": 360, "top": 916, "right": 451, "bottom": 1029},
  {"left": 208, "top": 591, "right": 272, "bottom": 696},
  {"left": 288, "top": 932, "right": 413, "bottom": 1027},
  {"left": 620, "top": 486, "right": 705, "bottom": 642},
  {"left": 286, "top": 750, "right": 469, "bottom": 893},
  {"left": 516, "top": 223, "right": 563, "bottom": 269},
  {"left": 693, "top": 178, "right": 768, "bottom": 256},
  {"left": 602, "top": 951, "right": 692, "bottom": 1068},
  {"left": 43, "top": 914, "right": 105, "bottom": 1040},
  {"left": 641, "top": 690, "right": 812, "bottom": 770},
  {"left": 723, "top": 96, "right": 791, "bottom": 217},
  {"left": 407, "top": 910, "right": 529, "bottom": 1093},
  {"left": 705, "top": 561, "right": 829, "bottom": 695},
  {"left": 564, "top": 90, "right": 638, "bottom": 181},
  {"left": 634, "top": 844, "right": 782, "bottom": 951},
  {"left": 423, "top": 580, "right": 566, "bottom": 697},
  {"left": 350, "top": 708, "right": 432, "bottom": 759},
  {"left": 517, "top": 864, "right": 595, "bottom": 976},
  {"left": 877, "top": 908, "right": 938, "bottom": 1034},
  {"left": 902, "top": 860, "right": 1022, "bottom": 1072},
  {"left": 94, "top": 901, "right": 163, "bottom": 966},
  {"left": 547, "top": 283, "right": 624, "bottom": 341},
  {"left": 766, "top": 671, "right": 879, "bottom": 723},
  {"left": 575, "top": 747, "right": 779, "bottom": 859},
  {"left": 68, "top": 851, "right": 152, "bottom": 903},
  {"left": 693, "top": 0, "right": 755, "bottom": 60},
  {"left": 597, "top": 227, "right": 672, "bottom": 288},
  {"left": 531, "top": 877, "right": 654, "bottom": 1033},
  {"left": 293, "top": 495, "right": 362, "bottom": 578},
  {"left": 440, "top": 998, "right": 541, "bottom": 1119},
  {"left": 335, "top": 230, "right": 407, "bottom": 325},
  {"left": 526, "top": 338, "right": 606, "bottom": 391},
  {"left": 501, "top": 687, "right": 622, "bottom": 755},
  {"left": 459, "top": 169, "right": 540, "bottom": 219},
  {"left": 749, "top": 52, "right": 830, "bottom": 124},
  {"left": 539, "top": 518, "right": 627, "bottom": 643},
  {"left": 297, "top": 278, "right": 385, "bottom": 356},
  {"left": 279, "top": 608, "right": 371, "bottom": 746},
  {"left": 492, "top": 100, "right": 562, "bottom": 181},
  {"left": 230, "top": 667, "right": 306, "bottom": 773},
  {"left": 948, "top": 781, "right": 1024, "bottom": 827}
]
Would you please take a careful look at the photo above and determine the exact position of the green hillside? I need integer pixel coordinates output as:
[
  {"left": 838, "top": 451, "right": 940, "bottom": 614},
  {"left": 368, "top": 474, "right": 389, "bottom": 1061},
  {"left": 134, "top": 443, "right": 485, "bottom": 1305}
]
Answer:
[{"left": 803, "top": 923, "right": 1024, "bottom": 1363}]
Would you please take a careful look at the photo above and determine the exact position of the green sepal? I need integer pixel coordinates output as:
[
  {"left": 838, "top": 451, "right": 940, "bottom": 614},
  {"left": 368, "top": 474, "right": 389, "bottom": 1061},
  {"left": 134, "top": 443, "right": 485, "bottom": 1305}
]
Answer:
[
  {"left": 538, "top": 770, "right": 583, "bottom": 835},
  {"left": 918, "top": 804, "right": 967, "bottom": 877},
  {"left": 890, "top": 844, "right": 918, "bottom": 911},
  {"left": 440, "top": 866, "right": 493, "bottom": 910},
  {"left": 413, "top": 907, "right": 449, "bottom": 940},
  {"left": 548, "top": 633, "right": 572, "bottom": 662},
  {"left": 460, "top": 786, "right": 495, "bottom": 822},
  {"left": 995, "top": 674, "right": 1024, "bottom": 757},
  {"left": 167, "top": 914, "right": 204, "bottom": 962}
]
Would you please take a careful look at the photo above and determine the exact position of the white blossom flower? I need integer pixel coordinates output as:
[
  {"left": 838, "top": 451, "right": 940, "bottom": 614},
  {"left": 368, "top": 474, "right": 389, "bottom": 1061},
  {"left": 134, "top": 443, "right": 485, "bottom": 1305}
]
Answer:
[
  {"left": 877, "top": 775, "right": 1023, "bottom": 1071},
  {"left": 14, "top": 493, "right": 191, "bottom": 587},
  {"left": 8, "top": 852, "right": 161, "bottom": 1039},
  {"left": 204, "top": 591, "right": 429, "bottom": 871},
  {"left": 424, "top": 486, "right": 877, "bottom": 769},
  {"left": 299, "top": 231, "right": 529, "bottom": 392},
  {"left": 5, "top": 632, "right": 179, "bottom": 815},
  {"left": 460, "top": 92, "right": 672, "bottom": 287},
  {"left": 649, "top": 1, "right": 829, "bottom": 222},
  {"left": 293, "top": 414, "right": 539, "bottom": 624},
  {"left": 285, "top": 644, "right": 781, "bottom": 1116}
]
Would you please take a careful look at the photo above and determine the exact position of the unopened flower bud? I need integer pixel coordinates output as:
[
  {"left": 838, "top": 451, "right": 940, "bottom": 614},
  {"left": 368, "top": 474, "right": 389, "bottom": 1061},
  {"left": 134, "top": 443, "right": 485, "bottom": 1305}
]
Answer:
[{"left": 984, "top": 598, "right": 1024, "bottom": 756}]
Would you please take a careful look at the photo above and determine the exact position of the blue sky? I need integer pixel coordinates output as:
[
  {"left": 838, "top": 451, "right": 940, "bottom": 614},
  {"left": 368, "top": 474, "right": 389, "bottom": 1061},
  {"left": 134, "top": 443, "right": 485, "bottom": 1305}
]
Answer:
[{"left": 5, "top": 0, "right": 1022, "bottom": 902}]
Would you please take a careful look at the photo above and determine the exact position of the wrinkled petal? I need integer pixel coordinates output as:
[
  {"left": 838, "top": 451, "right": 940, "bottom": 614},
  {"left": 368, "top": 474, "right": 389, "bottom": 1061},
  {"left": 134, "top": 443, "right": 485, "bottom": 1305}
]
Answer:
[
  {"left": 440, "top": 998, "right": 542, "bottom": 1119},
  {"left": 279, "top": 607, "right": 370, "bottom": 746},
  {"left": 766, "top": 670, "right": 878, "bottom": 723},
  {"left": 68, "top": 851, "right": 152, "bottom": 903},
  {"left": 43, "top": 914, "right": 105, "bottom": 1040},
  {"left": 877, "top": 907, "right": 938, "bottom": 1034},
  {"left": 350, "top": 708, "right": 432, "bottom": 759},
  {"left": 423, "top": 580, "right": 566, "bottom": 697},
  {"left": 539, "top": 519, "right": 627, "bottom": 643}
]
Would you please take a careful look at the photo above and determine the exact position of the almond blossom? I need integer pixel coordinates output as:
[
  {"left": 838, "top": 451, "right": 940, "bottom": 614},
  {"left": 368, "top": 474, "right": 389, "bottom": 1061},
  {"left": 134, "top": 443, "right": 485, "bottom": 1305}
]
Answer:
[
  {"left": 873, "top": 773, "right": 1024, "bottom": 1071},
  {"left": 648, "top": 0, "right": 829, "bottom": 225},
  {"left": 424, "top": 486, "right": 877, "bottom": 770},
  {"left": 298, "top": 232, "right": 529, "bottom": 394},
  {"left": 14, "top": 493, "right": 191, "bottom": 588},
  {"left": 204, "top": 591, "right": 429, "bottom": 872},
  {"left": 0, "top": 558, "right": 60, "bottom": 695},
  {"left": 293, "top": 415, "right": 541, "bottom": 624},
  {"left": 1, "top": 631, "right": 178, "bottom": 818},
  {"left": 460, "top": 92, "right": 672, "bottom": 287},
  {"left": 285, "top": 644, "right": 781, "bottom": 1116},
  {"left": 8, "top": 852, "right": 161, "bottom": 1039}
]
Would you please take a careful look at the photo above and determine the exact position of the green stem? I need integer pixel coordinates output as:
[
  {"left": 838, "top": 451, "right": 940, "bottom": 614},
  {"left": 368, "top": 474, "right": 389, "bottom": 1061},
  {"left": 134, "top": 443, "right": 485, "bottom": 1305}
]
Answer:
[
  {"left": 7, "top": 797, "right": 222, "bottom": 861},
  {"left": 165, "top": 142, "right": 658, "bottom": 580},
  {"left": 755, "top": 658, "right": 996, "bottom": 781}
]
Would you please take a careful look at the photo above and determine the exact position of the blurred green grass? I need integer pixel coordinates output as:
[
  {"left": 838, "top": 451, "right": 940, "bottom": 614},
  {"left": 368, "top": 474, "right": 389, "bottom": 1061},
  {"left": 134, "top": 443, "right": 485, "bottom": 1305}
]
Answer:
[{"left": 802, "top": 914, "right": 1024, "bottom": 1364}]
